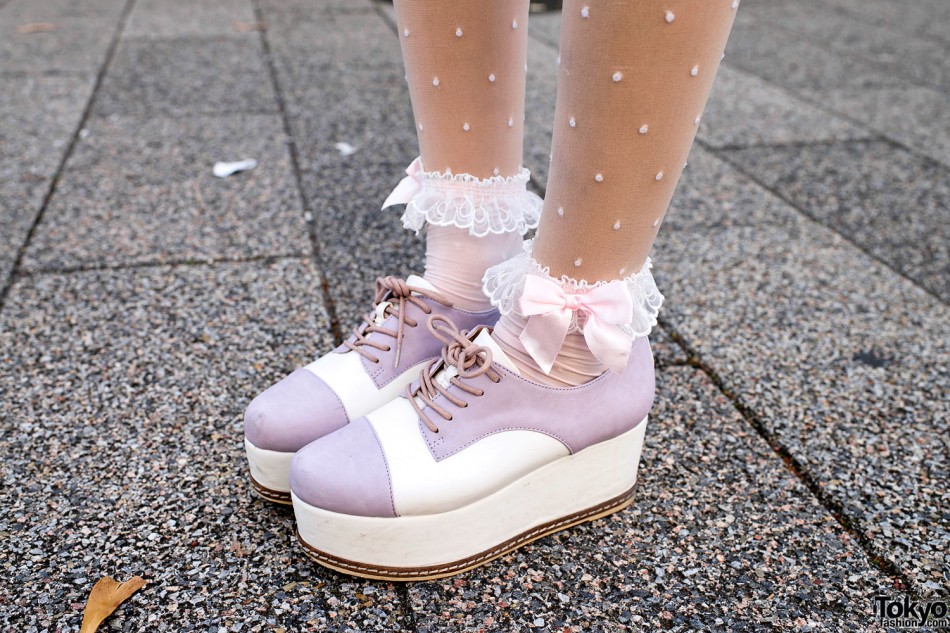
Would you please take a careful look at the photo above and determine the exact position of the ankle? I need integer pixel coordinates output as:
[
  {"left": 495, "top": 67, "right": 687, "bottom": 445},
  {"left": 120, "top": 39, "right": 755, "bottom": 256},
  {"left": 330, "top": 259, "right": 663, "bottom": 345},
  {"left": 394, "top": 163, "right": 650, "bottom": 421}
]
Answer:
[
  {"left": 424, "top": 226, "right": 522, "bottom": 312},
  {"left": 491, "top": 312, "right": 606, "bottom": 387}
]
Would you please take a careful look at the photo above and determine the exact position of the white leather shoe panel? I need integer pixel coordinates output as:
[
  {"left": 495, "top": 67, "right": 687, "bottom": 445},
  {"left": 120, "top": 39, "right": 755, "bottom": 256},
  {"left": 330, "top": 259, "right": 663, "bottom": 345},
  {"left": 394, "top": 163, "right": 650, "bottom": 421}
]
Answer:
[
  {"left": 367, "top": 398, "right": 570, "bottom": 516},
  {"left": 305, "top": 352, "right": 426, "bottom": 420}
]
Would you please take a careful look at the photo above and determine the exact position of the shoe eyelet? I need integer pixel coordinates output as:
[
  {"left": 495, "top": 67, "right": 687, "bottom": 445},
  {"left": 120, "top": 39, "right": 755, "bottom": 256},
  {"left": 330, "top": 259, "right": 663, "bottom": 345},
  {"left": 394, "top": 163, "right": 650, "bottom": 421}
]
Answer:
[
  {"left": 447, "top": 415, "right": 454, "bottom": 421},
  {"left": 384, "top": 346, "right": 392, "bottom": 352}
]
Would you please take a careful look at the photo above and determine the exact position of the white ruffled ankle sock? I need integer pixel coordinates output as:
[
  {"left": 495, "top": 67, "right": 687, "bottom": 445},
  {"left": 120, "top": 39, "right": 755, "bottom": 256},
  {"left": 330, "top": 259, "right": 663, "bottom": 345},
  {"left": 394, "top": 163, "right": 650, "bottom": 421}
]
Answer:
[{"left": 424, "top": 226, "right": 522, "bottom": 312}]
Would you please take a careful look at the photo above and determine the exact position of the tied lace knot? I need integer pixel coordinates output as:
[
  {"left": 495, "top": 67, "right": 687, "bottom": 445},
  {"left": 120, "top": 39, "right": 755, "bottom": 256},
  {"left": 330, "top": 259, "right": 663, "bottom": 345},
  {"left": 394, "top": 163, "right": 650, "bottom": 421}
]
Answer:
[
  {"left": 344, "top": 276, "right": 452, "bottom": 367},
  {"left": 408, "top": 316, "right": 502, "bottom": 433}
]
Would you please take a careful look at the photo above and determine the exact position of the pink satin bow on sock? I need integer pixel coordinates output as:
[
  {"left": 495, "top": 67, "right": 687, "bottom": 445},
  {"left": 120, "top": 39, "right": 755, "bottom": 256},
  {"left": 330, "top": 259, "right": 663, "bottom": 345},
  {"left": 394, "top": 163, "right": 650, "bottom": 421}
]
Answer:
[
  {"left": 381, "top": 157, "right": 424, "bottom": 209},
  {"left": 518, "top": 274, "right": 634, "bottom": 375}
]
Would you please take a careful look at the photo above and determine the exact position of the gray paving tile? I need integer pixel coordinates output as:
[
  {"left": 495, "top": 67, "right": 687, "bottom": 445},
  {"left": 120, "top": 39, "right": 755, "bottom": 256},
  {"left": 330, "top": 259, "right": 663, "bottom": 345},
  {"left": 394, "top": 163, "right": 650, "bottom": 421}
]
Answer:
[
  {"left": 262, "top": 1, "right": 401, "bottom": 75},
  {"left": 524, "top": 35, "right": 557, "bottom": 190},
  {"left": 725, "top": 13, "right": 905, "bottom": 93},
  {"left": 283, "top": 65, "right": 417, "bottom": 173},
  {"left": 124, "top": 0, "right": 256, "bottom": 39},
  {"left": 0, "top": 74, "right": 95, "bottom": 185},
  {"left": 0, "top": 185, "right": 43, "bottom": 292},
  {"left": 301, "top": 161, "right": 425, "bottom": 332},
  {"left": 0, "top": 0, "right": 123, "bottom": 73},
  {"left": 527, "top": 11, "right": 560, "bottom": 50},
  {"left": 0, "top": 0, "right": 125, "bottom": 21},
  {"left": 720, "top": 140, "right": 950, "bottom": 301},
  {"left": 260, "top": 0, "right": 377, "bottom": 16},
  {"left": 655, "top": 147, "right": 950, "bottom": 593},
  {"left": 809, "top": 0, "right": 950, "bottom": 43},
  {"left": 411, "top": 366, "right": 891, "bottom": 630},
  {"left": 22, "top": 114, "right": 310, "bottom": 270},
  {"left": 813, "top": 86, "right": 950, "bottom": 168},
  {"left": 700, "top": 65, "right": 873, "bottom": 149},
  {"left": 649, "top": 325, "right": 685, "bottom": 368},
  {"left": 93, "top": 37, "right": 277, "bottom": 116},
  {"left": 0, "top": 260, "right": 413, "bottom": 631},
  {"left": 738, "top": 3, "right": 950, "bottom": 93}
]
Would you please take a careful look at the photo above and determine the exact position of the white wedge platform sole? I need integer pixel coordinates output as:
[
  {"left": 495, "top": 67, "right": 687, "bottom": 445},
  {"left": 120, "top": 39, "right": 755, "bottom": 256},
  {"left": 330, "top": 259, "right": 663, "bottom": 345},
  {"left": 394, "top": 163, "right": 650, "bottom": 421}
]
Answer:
[
  {"left": 245, "top": 438, "right": 295, "bottom": 504},
  {"left": 293, "top": 417, "right": 648, "bottom": 580}
]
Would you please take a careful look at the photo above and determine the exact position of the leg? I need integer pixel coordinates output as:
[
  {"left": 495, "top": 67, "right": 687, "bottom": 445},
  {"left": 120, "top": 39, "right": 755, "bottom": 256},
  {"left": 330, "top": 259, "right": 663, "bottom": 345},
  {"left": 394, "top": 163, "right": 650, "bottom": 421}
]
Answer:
[
  {"left": 243, "top": 0, "right": 541, "bottom": 499},
  {"left": 288, "top": 2, "right": 744, "bottom": 580},
  {"left": 391, "top": 0, "right": 540, "bottom": 311},
  {"left": 490, "top": 0, "right": 738, "bottom": 384}
]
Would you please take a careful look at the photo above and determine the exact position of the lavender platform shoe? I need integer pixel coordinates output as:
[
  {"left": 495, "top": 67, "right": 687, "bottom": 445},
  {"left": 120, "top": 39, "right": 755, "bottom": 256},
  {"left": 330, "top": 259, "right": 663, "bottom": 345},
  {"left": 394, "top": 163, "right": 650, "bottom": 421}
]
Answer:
[
  {"left": 289, "top": 315, "right": 654, "bottom": 580},
  {"left": 244, "top": 277, "right": 498, "bottom": 503}
]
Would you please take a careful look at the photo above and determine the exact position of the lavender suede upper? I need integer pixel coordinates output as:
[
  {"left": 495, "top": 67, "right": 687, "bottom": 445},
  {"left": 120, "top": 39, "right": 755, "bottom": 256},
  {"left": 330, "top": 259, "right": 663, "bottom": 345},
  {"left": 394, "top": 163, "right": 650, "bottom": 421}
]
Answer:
[
  {"left": 244, "top": 299, "right": 498, "bottom": 455},
  {"left": 244, "top": 369, "right": 347, "bottom": 453},
  {"left": 352, "top": 298, "right": 499, "bottom": 389},
  {"left": 290, "top": 419, "right": 397, "bottom": 518},
  {"left": 420, "top": 336, "right": 654, "bottom": 461},
  {"left": 290, "top": 336, "right": 655, "bottom": 517}
]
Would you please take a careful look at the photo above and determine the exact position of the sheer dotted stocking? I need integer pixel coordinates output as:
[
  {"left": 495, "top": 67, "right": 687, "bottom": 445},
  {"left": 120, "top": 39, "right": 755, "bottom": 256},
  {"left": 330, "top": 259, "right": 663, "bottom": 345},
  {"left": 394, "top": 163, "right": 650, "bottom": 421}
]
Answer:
[
  {"left": 497, "top": 0, "right": 738, "bottom": 385},
  {"left": 532, "top": 0, "right": 738, "bottom": 283},
  {"left": 394, "top": 0, "right": 533, "bottom": 310},
  {"left": 394, "top": 0, "right": 530, "bottom": 180}
]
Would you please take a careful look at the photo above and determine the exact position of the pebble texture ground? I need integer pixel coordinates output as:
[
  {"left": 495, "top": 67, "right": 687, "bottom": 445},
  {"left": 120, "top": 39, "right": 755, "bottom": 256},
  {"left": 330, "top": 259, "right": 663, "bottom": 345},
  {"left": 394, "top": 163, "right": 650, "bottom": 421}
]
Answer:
[{"left": 1, "top": 0, "right": 946, "bottom": 630}]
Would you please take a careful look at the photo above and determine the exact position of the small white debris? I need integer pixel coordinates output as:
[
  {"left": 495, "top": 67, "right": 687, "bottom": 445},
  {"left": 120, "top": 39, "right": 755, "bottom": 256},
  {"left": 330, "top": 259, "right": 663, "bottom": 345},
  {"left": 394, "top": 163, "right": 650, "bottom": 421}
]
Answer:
[
  {"left": 334, "top": 142, "right": 357, "bottom": 156},
  {"left": 213, "top": 158, "right": 257, "bottom": 178},
  {"left": 665, "top": 10, "right": 675, "bottom": 23}
]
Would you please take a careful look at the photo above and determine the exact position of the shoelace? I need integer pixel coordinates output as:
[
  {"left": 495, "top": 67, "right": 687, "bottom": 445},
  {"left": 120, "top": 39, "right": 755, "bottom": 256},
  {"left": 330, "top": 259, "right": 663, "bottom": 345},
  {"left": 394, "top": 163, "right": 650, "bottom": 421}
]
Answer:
[
  {"left": 344, "top": 276, "right": 452, "bottom": 368},
  {"left": 408, "top": 315, "right": 502, "bottom": 433}
]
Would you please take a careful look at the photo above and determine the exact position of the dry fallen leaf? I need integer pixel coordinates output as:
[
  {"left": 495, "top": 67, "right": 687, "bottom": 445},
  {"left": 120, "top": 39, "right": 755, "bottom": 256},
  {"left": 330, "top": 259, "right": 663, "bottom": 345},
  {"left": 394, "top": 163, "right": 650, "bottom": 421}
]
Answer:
[
  {"left": 16, "top": 22, "right": 57, "bottom": 33},
  {"left": 80, "top": 576, "right": 146, "bottom": 633},
  {"left": 232, "top": 20, "right": 267, "bottom": 32}
]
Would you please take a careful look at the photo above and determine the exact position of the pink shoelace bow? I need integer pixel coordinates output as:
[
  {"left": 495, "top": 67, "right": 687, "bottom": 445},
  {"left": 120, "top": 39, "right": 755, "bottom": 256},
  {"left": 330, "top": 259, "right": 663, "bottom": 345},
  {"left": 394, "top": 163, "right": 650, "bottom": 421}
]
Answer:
[{"left": 518, "top": 274, "right": 634, "bottom": 375}]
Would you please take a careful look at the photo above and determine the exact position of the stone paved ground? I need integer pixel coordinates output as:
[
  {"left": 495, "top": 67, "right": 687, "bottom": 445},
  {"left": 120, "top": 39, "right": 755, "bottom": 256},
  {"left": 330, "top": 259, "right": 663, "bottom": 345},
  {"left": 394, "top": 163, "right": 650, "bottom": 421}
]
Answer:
[{"left": 1, "top": 0, "right": 947, "bottom": 631}]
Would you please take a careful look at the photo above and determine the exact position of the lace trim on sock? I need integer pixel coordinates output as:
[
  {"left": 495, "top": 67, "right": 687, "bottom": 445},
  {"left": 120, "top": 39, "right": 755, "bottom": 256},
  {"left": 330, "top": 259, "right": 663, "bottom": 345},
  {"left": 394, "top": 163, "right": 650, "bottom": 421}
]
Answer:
[
  {"left": 481, "top": 239, "right": 664, "bottom": 337},
  {"left": 399, "top": 164, "right": 542, "bottom": 237}
]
